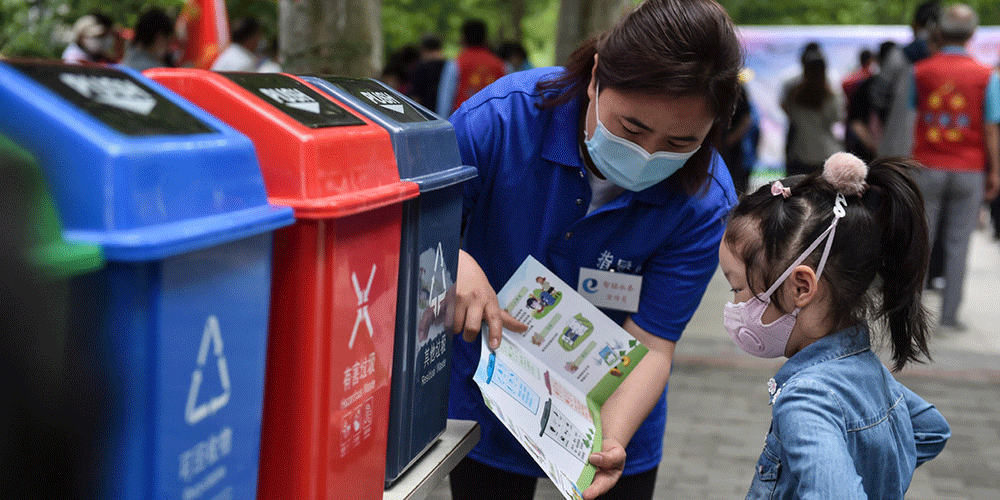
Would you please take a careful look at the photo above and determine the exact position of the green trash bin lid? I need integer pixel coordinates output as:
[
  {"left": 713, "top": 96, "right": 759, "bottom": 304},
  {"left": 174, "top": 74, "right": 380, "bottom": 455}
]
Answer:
[{"left": 1, "top": 135, "right": 104, "bottom": 278}]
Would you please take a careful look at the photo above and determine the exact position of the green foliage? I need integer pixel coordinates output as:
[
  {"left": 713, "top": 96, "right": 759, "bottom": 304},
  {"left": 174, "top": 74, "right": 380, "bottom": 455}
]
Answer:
[
  {"left": 1, "top": 0, "right": 184, "bottom": 59},
  {"left": 226, "top": 0, "right": 278, "bottom": 41},
  {"left": 719, "top": 0, "right": 999, "bottom": 26},
  {"left": 381, "top": 0, "right": 559, "bottom": 68},
  {"left": 4, "top": 0, "right": 998, "bottom": 63}
]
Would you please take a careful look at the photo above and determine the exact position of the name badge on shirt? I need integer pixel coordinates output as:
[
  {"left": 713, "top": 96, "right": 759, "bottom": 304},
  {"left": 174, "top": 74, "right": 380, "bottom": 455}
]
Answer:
[{"left": 577, "top": 267, "right": 642, "bottom": 313}]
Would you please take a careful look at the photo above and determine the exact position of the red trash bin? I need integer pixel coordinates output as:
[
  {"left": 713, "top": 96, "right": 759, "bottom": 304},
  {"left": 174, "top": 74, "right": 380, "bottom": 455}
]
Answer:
[{"left": 146, "top": 69, "right": 420, "bottom": 500}]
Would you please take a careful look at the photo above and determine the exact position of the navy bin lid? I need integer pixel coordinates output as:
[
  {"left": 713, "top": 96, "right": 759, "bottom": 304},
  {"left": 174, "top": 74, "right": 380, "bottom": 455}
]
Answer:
[
  {"left": 0, "top": 61, "right": 294, "bottom": 261},
  {"left": 300, "top": 76, "right": 477, "bottom": 191}
]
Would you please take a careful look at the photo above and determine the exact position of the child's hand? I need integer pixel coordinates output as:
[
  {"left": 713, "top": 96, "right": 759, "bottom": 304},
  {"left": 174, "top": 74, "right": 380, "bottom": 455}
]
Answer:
[{"left": 582, "top": 438, "right": 626, "bottom": 499}]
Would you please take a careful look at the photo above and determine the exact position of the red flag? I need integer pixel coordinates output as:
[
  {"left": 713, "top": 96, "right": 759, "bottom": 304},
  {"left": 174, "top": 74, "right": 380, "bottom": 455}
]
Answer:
[{"left": 176, "top": 0, "right": 230, "bottom": 69}]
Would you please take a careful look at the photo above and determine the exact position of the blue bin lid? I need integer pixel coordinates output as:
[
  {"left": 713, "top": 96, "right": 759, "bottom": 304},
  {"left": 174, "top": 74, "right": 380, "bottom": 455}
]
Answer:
[
  {"left": 301, "top": 76, "right": 477, "bottom": 191},
  {"left": 0, "top": 61, "right": 294, "bottom": 261}
]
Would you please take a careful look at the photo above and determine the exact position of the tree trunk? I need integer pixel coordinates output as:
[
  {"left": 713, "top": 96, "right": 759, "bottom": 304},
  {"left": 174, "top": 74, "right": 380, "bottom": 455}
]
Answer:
[
  {"left": 279, "top": 0, "right": 383, "bottom": 77},
  {"left": 498, "top": 0, "right": 527, "bottom": 44},
  {"left": 554, "top": 0, "right": 630, "bottom": 65}
]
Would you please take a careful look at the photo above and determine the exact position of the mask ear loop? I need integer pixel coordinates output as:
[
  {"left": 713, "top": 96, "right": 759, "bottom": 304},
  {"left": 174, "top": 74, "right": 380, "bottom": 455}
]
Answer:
[
  {"left": 760, "top": 193, "right": 848, "bottom": 300},
  {"left": 587, "top": 82, "right": 600, "bottom": 139}
]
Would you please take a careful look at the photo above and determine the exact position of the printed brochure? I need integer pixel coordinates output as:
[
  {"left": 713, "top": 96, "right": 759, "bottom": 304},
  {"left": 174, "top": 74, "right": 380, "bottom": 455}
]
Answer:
[{"left": 474, "top": 256, "right": 648, "bottom": 500}]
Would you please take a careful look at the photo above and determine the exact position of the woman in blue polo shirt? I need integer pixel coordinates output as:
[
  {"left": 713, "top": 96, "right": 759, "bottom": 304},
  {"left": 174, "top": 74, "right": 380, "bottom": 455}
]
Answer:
[{"left": 447, "top": 0, "right": 742, "bottom": 499}]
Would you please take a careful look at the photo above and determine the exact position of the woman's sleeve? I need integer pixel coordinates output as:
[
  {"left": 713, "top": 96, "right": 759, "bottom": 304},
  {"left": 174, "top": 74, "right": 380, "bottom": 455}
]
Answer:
[
  {"left": 629, "top": 201, "right": 726, "bottom": 342},
  {"left": 773, "top": 380, "right": 868, "bottom": 499},
  {"left": 630, "top": 158, "right": 735, "bottom": 341},
  {"left": 901, "top": 384, "right": 950, "bottom": 467},
  {"left": 448, "top": 103, "right": 491, "bottom": 227}
]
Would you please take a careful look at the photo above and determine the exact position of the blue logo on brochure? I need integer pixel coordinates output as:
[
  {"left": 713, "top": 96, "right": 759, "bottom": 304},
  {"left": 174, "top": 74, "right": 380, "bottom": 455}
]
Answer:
[{"left": 582, "top": 278, "right": 598, "bottom": 294}]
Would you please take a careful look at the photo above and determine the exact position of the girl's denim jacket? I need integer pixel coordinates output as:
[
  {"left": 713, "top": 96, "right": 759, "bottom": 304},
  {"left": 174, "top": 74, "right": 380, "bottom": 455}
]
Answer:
[{"left": 746, "top": 325, "right": 950, "bottom": 499}]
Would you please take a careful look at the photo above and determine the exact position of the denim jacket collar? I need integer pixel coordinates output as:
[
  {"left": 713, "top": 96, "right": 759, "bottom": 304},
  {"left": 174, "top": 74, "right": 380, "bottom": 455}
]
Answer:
[{"left": 770, "top": 324, "right": 871, "bottom": 400}]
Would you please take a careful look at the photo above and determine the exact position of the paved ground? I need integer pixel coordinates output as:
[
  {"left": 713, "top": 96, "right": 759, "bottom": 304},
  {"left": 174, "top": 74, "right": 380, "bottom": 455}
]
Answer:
[{"left": 426, "top": 229, "right": 1000, "bottom": 499}]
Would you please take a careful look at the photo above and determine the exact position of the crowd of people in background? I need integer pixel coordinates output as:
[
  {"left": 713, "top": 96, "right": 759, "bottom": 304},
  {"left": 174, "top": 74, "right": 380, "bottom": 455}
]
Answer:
[
  {"left": 52, "top": 2, "right": 1000, "bottom": 338},
  {"left": 777, "top": 0, "right": 1000, "bottom": 335},
  {"left": 60, "top": 9, "right": 280, "bottom": 74},
  {"left": 379, "top": 19, "right": 534, "bottom": 118}
]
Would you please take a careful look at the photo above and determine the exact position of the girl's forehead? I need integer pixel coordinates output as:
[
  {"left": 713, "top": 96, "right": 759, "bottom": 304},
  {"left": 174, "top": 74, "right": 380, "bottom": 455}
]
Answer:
[
  {"left": 718, "top": 239, "right": 744, "bottom": 272},
  {"left": 724, "top": 216, "right": 761, "bottom": 251}
]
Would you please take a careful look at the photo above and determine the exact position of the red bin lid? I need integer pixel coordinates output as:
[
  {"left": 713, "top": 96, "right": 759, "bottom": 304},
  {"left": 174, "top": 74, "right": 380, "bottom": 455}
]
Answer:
[{"left": 145, "top": 68, "right": 418, "bottom": 218}]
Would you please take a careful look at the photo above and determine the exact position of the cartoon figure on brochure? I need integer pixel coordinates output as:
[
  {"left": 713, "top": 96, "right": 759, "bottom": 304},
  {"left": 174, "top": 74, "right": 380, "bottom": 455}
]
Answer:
[
  {"left": 559, "top": 314, "right": 594, "bottom": 351},
  {"left": 526, "top": 276, "right": 562, "bottom": 319}
]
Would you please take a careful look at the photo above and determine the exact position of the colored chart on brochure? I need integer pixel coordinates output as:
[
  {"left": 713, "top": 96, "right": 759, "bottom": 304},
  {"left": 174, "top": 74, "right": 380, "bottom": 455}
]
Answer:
[{"left": 474, "top": 256, "right": 648, "bottom": 500}]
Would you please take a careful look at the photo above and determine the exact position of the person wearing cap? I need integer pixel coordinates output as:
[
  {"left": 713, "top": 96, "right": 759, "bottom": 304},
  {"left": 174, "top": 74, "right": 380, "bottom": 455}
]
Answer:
[
  {"left": 211, "top": 17, "right": 264, "bottom": 72},
  {"left": 62, "top": 13, "right": 116, "bottom": 64}
]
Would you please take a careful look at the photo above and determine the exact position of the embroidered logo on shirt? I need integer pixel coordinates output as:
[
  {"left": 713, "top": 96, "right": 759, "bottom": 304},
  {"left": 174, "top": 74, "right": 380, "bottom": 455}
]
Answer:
[{"left": 597, "top": 250, "right": 614, "bottom": 271}]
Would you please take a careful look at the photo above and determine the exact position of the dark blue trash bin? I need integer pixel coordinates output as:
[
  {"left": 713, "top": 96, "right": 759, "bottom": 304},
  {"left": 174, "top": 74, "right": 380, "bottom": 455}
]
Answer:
[
  {"left": 0, "top": 60, "right": 295, "bottom": 500},
  {"left": 302, "top": 76, "right": 478, "bottom": 486}
]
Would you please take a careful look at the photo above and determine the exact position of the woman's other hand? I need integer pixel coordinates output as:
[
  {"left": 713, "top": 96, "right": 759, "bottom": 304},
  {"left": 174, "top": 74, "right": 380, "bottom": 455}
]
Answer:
[{"left": 582, "top": 438, "right": 626, "bottom": 499}]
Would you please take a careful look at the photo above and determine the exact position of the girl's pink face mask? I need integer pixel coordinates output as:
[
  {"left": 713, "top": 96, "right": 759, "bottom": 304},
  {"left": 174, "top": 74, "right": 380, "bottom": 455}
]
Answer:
[{"left": 724, "top": 194, "right": 847, "bottom": 358}]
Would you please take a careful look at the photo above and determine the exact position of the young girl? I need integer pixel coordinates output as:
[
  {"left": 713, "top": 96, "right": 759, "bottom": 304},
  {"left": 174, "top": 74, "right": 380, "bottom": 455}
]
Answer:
[{"left": 720, "top": 152, "right": 950, "bottom": 499}]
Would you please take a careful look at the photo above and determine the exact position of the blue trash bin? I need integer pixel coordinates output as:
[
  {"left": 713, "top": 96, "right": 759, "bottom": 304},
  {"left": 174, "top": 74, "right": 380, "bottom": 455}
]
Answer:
[
  {"left": 0, "top": 60, "right": 295, "bottom": 500},
  {"left": 302, "top": 76, "right": 478, "bottom": 486}
]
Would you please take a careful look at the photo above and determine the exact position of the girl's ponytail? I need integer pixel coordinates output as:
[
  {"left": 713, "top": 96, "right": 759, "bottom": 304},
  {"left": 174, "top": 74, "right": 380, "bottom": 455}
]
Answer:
[{"left": 864, "top": 158, "right": 932, "bottom": 371}]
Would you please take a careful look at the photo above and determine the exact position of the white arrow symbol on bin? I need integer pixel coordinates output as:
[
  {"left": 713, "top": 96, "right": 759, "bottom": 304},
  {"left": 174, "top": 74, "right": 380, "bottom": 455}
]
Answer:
[
  {"left": 185, "top": 315, "right": 231, "bottom": 425},
  {"left": 349, "top": 264, "right": 377, "bottom": 349},
  {"left": 380, "top": 103, "right": 405, "bottom": 114},
  {"left": 59, "top": 73, "right": 157, "bottom": 115},
  {"left": 260, "top": 87, "right": 321, "bottom": 113},
  {"left": 286, "top": 101, "right": 321, "bottom": 113}
]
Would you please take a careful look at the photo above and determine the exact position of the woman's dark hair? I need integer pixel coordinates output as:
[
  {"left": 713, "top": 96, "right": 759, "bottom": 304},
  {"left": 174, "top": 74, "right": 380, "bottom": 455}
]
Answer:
[
  {"left": 536, "top": 0, "right": 742, "bottom": 195},
  {"left": 791, "top": 43, "right": 833, "bottom": 110},
  {"left": 132, "top": 8, "right": 173, "bottom": 49},
  {"left": 724, "top": 158, "right": 931, "bottom": 371}
]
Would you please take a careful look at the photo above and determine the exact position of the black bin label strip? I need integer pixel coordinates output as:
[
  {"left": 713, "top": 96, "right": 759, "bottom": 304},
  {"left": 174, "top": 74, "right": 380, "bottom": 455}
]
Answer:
[
  {"left": 59, "top": 73, "right": 157, "bottom": 115},
  {"left": 318, "top": 76, "right": 431, "bottom": 123},
  {"left": 222, "top": 73, "right": 364, "bottom": 128},
  {"left": 10, "top": 62, "right": 216, "bottom": 136}
]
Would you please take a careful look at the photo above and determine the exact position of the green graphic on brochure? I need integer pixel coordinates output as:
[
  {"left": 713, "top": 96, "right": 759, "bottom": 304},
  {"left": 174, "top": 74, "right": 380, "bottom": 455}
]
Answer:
[{"left": 474, "top": 256, "right": 649, "bottom": 500}]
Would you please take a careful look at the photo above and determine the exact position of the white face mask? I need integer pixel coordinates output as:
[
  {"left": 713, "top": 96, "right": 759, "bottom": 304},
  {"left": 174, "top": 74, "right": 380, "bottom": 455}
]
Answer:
[
  {"left": 584, "top": 84, "right": 700, "bottom": 192},
  {"left": 81, "top": 36, "right": 104, "bottom": 54},
  {"left": 724, "top": 193, "right": 847, "bottom": 358}
]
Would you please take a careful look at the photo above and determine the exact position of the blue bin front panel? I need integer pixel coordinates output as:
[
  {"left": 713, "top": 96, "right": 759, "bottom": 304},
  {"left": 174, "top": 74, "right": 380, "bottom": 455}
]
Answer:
[
  {"left": 386, "top": 184, "right": 463, "bottom": 482},
  {"left": 156, "top": 234, "right": 272, "bottom": 500},
  {"left": 78, "top": 234, "right": 272, "bottom": 500}
]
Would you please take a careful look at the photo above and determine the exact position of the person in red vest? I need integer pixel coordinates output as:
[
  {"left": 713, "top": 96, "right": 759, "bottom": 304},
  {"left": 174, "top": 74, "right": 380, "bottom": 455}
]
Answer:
[
  {"left": 435, "top": 19, "right": 506, "bottom": 117},
  {"left": 911, "top": 3, "right": 1000, "bottom": 334},
  {"left": 841, "top": 48, "right": 874, "bottom": 106}
]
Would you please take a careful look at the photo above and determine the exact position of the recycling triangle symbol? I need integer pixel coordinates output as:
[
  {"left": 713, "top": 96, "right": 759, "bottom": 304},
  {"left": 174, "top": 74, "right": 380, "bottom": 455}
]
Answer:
[
  {"left": 429, "top": 242, "right": 448, "bottom": 317},
  {"left": 185, "top": 315, "right": 231, "bottom": 425}
]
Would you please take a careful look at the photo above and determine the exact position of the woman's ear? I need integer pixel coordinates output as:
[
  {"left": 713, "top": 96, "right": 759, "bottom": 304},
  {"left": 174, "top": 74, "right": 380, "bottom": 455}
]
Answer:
[{"left": 791, "top": 265, "right": 819, "bottom": 308}]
